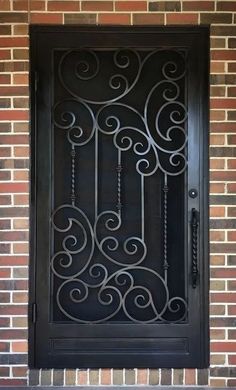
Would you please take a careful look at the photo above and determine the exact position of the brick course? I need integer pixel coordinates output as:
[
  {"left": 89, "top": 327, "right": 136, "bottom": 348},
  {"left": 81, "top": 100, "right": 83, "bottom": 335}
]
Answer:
[{"left": 0, "top": 0, "right": 235, "bottom": 387}]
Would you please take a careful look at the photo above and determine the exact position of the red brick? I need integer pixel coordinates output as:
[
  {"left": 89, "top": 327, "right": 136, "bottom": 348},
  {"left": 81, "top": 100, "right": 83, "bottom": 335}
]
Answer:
[
  {"left": 210, "top": 158, "right": 225, "bottom": 169},
  {"left": 227, "top": 159, "right": 236, "bottom": 169},
  {"left": 0, "top": 256, "right": 28, "bottom": 266},
  {"left": 183, "top": 1, "right": 214, "bottom": 11},
  {"left": 212, "top": 50, "right": 236, "bottom": 61},
  {"left": 77, "top": 370, "right": 88, "bottom": 385},
  {"left": 228, "top": 231, "right": 236, "bottom": 241},
  {"left": 210, "top": 329, "right": 225, "bottom": 340},
  {"left": 210, "top": 110, "right": 225, "bottom": 121},
  {"left": 0, "top": 367, "right": 9, "bottom": 376},
  {"left": 211, "top": 342, "right": 236, "bottom": 352},
  {"left": 0, "top": 50, "right": 11, "bottom": 60},
  {"left": 228, "top": 87, "right": 236, "bottom": 97},
  {"left": 13, "top": 49, "right": 29, "bottom": 60},
  {"left": 0, "top": 171, "right": 10, "bottom": 181},
  {"left": 64, "top": 13, "right": 96, "bottom": 24},
  {"left": 210, "top": 231, "right": 225, "bottom": 242},
  {"left": 211, "top": 122, "right": 236, "bottom": 133},
  {"left": 0, "top": 268, "right": 10, "bottom": 278},
  {"left": 0, "top": 305, "right": 27, "bottom": 315},
  {"left": 0, "top": 37, "right": 28, "bottom": 48},
  {"left": 0, "top": 135, "right": 28, "bottom": 144},
  {"left": 211, "top": 293, "right": 236, "bottom": 303},
  {"left": 211, "top": 99, "right": 236, "bottom": 109},
  {"left": 12, "top": 341, "right": 28, "bottom": 353},
  {"left": 210, "top": 255, "right": 225, "bottom": 266},
  {"left": 229, "top": 38, "right": 236, "bottom": 49},
  {"left": 12, "top": 317, "right": 27, "bottom": 327},
  {"left": 228, "top": 380, "right": 236, "bottom": 387},
  {"left": 217, "top": 1, "right": 236, "bottom": 11},
  {"left": 98, "top": 13, "right": 131, "bottom": 24},
  {"left": 0, "top": 231, "right": 28, "bottom": 241},
  {"left": 210, "top": 62, "right": 225, "bottom": 73},
  {"left": 166, "top": 13, "right": 198, "bottom": 24},
  {"left": 30, "top": 13, "right": 63, "bottom": 24},
  {"left": 211, "top": 268, "right": 236, "bottom": 278},
  {"left": 0, "top": 196, "right": 11, "bottom": 206},
  {"left": 0, "top": 380, "right": 27, "bottom": 386},
  {"left": 115, "top": 1, "right": 147, "bottom": 11},
  {"left": 0, "top": 318, "right": 10, "bottom": 327},
  {"left": 48, "top": 1, "right": 80, "bottom": 11},
  {"left": 13, "top": 122, "right": 29, "bottom": 133},
  {"left": 228, "top": 135, "right": 236, "bottom": 144},
  {"left": 210, "top": 86, "right": 226, "bottom": 97},
  {"left": 82, "top": 1, "right": 113, "bottom": 11},
  {"left": 13, "top": 0, "right": 28, "bottom": 10},
  {"left": 101, "top": 369, "right": 111, "bottom": 385},
  {"left": 228, "top": 183, "right": 236, "bottom": 193},
  {"left": 185, "top": 369, "right": 196, "bottom": 385},
  {"left": 203, "top": 13, "right": 232, "bottom": 23},
  {"left": 13, "top": 292, "right": 28, "bottom": 303},
  {"left": 133, "top": 13, "right": 164, "bottom": 24},
  {"left": 137, "top": 369, "right": 148, "bottom": 385},
  {"left": 0, "top": 75, "right": 10, "bottom": 85},
  {"left": 210, "top": 183, "right": 225, "bottom": 194},
  {"left": 14, "top": 194, "right": 29, "bottom": 206},
  {"left": 228, "top": 63, "right": 236, "bottom": 73},
  {"left": 14, "top": 171, "right": 28, "bottom": 182},
  {"left": 0, "top": 183, "right": 28, "bottom": 193},
  {"left": 229, "top": 355, "right": 236, "bottom": 365},
  {"left": 0, "top": 0, "right": 10, "bottom": 10},
  {"left": 13, "top": 242, "right": 29, "bottom": 254},
  {"left": 12, "top": 367, "right": 27, "bottom": 377},
  {"left": 0, "top": 87, "right": 28, "bottom": 97},
  {"left": 210, "top": 171, "right": 236, "bottom": 181},
  {"left": 0, "top": 111, "right": 29, "bottom": 121},
  {"left": 228, "top": 206, "right": 236, "bottom": 216},
  {"left": 0, "top": 329, "right": 27, "bottom": 340},
  {"left": 210, "top": 134, "right": 225, "bottom": 145},
  {"left": 211, "top": 243, "right": 236, "bottom": 253},
  {"left": 0, "top": 292, "right": 10, "bottom": 302},
  {"left": 0, "top": 243, "right": 10, "bottom": 253},
  {"left": 210, "top": 207, "right": 225, "bottom": 217},
  {"left": 13, "top": 74, "right": 28, "bottom": 85},
  {"left": 210, "top": 379, "right": 226, "bottom": 387},
  {"left": 0, "top": 147, "right": 11, "bottom": 157},
  {"left": 14, "top": 146, "right": 29, "bottom": 157},
  {"left": 228, "top": 281, "right": 236, "bottom": 291},
  {"left": 30, "top": 0, "right": 46, "bottom": 10},
  {"left": 228, "top": 305, "right": 236, "bottom": 315}
]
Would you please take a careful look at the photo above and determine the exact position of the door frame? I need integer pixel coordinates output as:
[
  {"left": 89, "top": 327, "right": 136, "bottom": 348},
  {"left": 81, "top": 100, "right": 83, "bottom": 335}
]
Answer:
[{"left": 29, "top": 25, "right": 209, "bottom": 369}]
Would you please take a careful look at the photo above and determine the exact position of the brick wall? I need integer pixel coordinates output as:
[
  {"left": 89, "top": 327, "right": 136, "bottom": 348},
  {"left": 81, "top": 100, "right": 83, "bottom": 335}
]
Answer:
[{"left": 0, "top": 0, "right": 235, "bottom": 387}]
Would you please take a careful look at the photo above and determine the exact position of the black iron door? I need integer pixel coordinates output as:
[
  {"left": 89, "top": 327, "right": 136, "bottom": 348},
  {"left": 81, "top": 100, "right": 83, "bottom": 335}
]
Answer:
[{"left": 29, "top": 26, "right": 209, "bottom": 368}]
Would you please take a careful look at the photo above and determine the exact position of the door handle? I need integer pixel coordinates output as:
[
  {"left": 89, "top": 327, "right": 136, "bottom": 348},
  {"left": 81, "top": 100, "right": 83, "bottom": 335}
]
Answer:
[{"left": 191, "top": 208, "right": 199, "bottom": 288}]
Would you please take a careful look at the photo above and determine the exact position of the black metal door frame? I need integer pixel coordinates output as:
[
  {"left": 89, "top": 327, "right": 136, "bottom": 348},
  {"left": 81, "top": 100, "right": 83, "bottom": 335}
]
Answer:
[{"left": 29, "top": 26, "right": 209, "bottom": 369}]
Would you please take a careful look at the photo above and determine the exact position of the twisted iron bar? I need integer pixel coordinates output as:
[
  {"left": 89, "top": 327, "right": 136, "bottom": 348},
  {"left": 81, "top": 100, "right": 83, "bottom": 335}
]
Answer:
[
  {"left": 116, "top": 150, "right": 122, "bottom": 215},
  {"left": 163, "top": 175, "right": 169, "bottom": 281},
  {"left": 71, "top": 145, "right": 76, "bottom": 205}
]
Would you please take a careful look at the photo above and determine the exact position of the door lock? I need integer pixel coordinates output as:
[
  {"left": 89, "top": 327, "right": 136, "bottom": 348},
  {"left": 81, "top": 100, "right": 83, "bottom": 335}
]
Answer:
[{"left": 189, "top": 188, "right": 198, "bottom": 198}]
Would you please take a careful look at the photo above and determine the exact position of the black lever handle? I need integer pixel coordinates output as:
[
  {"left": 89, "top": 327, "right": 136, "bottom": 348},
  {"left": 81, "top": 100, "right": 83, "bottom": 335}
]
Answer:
[{"left": 191, "top": 208, "right": 199, "bottom": 288}]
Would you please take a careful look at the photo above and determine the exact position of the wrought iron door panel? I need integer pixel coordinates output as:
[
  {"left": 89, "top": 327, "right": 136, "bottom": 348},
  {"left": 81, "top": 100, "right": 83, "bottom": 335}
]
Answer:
[{"left": 30, "top": 26, "right": 209, "bottom": 368}]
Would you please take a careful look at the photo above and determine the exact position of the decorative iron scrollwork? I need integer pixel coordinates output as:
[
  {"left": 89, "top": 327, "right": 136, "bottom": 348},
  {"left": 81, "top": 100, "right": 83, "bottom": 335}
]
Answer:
[{"left": 51, "top": 48, "right": 188, "bottom": 323}]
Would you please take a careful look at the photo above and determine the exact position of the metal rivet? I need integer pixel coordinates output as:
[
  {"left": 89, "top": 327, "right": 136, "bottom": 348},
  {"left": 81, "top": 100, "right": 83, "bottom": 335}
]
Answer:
[{"left": 189, "top": 188, "right": 198, "bottom": 198}]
